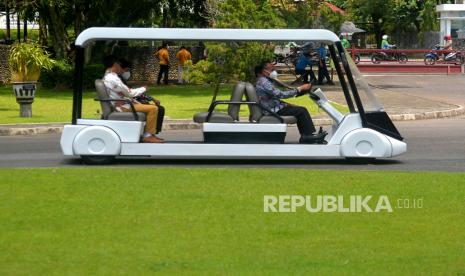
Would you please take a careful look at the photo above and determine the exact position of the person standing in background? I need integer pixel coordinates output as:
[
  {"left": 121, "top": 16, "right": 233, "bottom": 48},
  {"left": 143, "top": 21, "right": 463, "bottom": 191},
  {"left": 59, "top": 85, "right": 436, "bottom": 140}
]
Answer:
[
  {"left": 317, "top": 44, "right": 334, "bottom": 85},
  {"left": 341, "top": 34, "right": 351, "bottom": 50},
  {"left": 154, "top": 43, "right": 170, "bottom": 85},
  {"left": 176, "top": 46, "right": 192, "bottom": 84}
]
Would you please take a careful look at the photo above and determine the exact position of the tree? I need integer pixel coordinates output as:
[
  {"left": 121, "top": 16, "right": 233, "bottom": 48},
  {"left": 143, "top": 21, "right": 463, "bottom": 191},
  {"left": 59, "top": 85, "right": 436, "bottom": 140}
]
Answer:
[
  {"left": 26, "top": 0, "right": 210, "bottom": 59},
  {"left": 213, "top": 0, "right": 285, "bottom": 28},
  {"left": 273, "top": 0, "right": 316, "bottom": 29},
  {"left": 319, "top": 3, "right": 347, "bottom": 33},
  {"left": 387, "top": 0, "right": 421, "bottom": 33},
  {"left": 420, "top": 0, "right": 439, "bottom": 32},
  {"left": 345, "top": 0, "right": 440, "bottom": 47},
  {"left": 347, "top": 0, "right": 392, "bottom": 47},
  {"left": 186, "top": 0, "right": 281, "bottom": 99}
]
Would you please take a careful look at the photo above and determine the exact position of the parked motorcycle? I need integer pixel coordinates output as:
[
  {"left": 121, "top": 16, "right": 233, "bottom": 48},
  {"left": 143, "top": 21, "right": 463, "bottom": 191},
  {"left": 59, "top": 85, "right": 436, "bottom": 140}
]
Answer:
[
  {"left": 371, "top": 46, "right": 408, "bottom": 64},
  {"left": 424, "top": 45, "right": 464, "bottom": 65},
  {"left": 273, "top": 44, "right": 302, "bottom": 66}
]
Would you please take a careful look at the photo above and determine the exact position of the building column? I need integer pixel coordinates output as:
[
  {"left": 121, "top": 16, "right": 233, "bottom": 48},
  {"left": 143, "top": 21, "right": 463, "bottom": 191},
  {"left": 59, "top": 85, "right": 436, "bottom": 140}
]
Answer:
[
  {"left": 440, "top": 18, "right": 446, "bottom": 40},
  {"left": 445, "top": 19, "right": 452, "bottom": 37}
]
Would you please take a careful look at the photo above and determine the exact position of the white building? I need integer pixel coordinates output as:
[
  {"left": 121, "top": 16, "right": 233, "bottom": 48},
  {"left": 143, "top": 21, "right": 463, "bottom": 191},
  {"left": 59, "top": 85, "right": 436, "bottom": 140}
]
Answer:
[
  {"left": 437, "top": 1, "right": 465, "bottom": 40},
  {"left": 0, "top": 15, "right": 39, "bottom": 29}
]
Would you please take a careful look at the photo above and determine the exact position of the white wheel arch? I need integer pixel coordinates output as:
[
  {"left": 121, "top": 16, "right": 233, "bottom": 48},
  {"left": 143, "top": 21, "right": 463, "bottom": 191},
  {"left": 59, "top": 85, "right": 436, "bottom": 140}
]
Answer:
[
  {"left": 72, "top": 126, "right": 121, "bottom": 156},
  {"left": 340, "top": 128, "right": 392, "bottom": 158}
]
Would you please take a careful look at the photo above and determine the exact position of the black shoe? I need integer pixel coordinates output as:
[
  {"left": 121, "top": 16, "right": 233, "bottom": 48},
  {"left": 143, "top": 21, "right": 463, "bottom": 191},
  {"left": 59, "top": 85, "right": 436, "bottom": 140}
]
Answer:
[{"left": 299, "top": 131, "right": 328, "bottom": 144}]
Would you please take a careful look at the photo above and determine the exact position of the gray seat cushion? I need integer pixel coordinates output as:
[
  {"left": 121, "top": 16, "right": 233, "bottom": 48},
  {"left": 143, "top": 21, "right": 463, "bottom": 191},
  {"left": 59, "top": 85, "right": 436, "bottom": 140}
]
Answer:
[
  {"left": 193, "top": 112, "right": 234, "bottom": 123},
  {"left": 258, "top": 115, "right": 297, "bottom": 124},
  {"left": 227, "top": 82, "right": 246, "bottom": 121},
  {"left": 244, "top": 82, "right": 263, "bottom": 122},
  {"left": 193, "top": 82, "right": 246, "bottom": 124},
  {"left": 107, "top": 111, "right": 146, "bottom": 122}
]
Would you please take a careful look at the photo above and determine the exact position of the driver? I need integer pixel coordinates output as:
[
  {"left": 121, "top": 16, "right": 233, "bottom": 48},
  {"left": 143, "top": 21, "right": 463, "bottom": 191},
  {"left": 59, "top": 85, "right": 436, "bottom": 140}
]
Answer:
[
  {"left": 255, "top": 62, "right": 326, "bottom": 144},
  {"left": 443, "top": 35, "right": 453, "bottom": 50},
  {"left": 381, "top": 35, "right": 395, "bottom": 49}
]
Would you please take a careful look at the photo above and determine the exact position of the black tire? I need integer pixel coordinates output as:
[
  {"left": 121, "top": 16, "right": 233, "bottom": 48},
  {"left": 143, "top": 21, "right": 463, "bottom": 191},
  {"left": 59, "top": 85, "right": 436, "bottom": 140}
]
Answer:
[
  {"left": 398, "top": 54, "right": 408, "bottom": 64},
  {"left": 81, "top": 155, "right": 115, "bottom": 165},
  {"left": 345, "top": 157, "right": 376, "bottom": 164},
  {"left": 371, "top": 54, "right": 382, "bottom": 64},
  {"left": 354, "top": 54, "right": 360, "bottom": 64},
  {"left": 424, "top": 56, "right": 436, "bottom": 65},
  {"left": 456, "top": 55, "right": 464, "bottom": 65}
]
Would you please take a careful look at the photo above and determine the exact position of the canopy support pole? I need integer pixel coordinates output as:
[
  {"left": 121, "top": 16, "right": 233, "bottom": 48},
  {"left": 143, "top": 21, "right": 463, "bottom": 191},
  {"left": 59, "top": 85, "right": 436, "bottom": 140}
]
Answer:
[{"left": 72, "top": 47, "right": 84, "bottom": 124}]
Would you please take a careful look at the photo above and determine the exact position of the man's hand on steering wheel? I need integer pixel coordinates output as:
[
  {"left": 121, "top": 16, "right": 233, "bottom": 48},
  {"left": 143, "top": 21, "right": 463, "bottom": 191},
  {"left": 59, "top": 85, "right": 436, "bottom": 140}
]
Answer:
[
  {"left": 296, "top": 83, "right": 312, "bottom": 97},
  {"left": 296, "top": 84, "right": 321, "bottom": 101}
]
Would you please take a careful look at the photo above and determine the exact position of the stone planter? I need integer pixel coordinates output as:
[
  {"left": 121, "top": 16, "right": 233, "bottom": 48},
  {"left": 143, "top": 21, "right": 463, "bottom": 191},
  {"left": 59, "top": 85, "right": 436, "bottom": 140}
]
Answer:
[{"left": 13, "top": 82, "right": 37, "bottom": 117}]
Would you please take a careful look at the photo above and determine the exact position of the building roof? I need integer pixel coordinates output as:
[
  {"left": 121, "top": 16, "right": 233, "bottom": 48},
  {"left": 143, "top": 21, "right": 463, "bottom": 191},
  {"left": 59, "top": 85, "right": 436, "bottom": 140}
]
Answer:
[{"left": 324, "top": 2, "right": 347, "bottom": 16}]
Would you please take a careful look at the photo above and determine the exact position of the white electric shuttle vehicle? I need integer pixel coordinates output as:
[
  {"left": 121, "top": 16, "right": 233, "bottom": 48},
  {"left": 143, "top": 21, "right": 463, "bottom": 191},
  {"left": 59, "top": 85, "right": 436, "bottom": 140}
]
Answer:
[{"left": 60, "top": 27, "right": 406, "bottom": 164}]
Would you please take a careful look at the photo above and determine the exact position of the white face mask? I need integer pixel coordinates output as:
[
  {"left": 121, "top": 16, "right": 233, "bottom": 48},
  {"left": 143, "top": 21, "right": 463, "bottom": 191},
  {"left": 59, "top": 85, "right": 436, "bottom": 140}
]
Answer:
[
  {"left": 121, "top": 71, "right": 131, "bottom": 81},
  {"left": 269, "top": 70, "right": 278, "bottom": 79}
]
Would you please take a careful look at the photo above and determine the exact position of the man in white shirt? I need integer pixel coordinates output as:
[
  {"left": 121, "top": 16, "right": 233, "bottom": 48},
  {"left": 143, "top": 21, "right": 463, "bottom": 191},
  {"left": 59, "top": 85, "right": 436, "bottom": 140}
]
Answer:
[{"left": 102, "top": 55, "right": 164, "bottom": 143}]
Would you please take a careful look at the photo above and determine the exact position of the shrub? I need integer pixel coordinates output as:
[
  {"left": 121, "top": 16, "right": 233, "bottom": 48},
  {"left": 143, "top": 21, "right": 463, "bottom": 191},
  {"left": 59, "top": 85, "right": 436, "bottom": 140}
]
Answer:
[
  {"left": 39, "top": 61, "right": 104, "bottom": 89},
  {"left": 82, "top": 64, "right": 105, "bottom": 89},
  {"left": 39, "top": 59, "right": 73, "bottom": 88}
]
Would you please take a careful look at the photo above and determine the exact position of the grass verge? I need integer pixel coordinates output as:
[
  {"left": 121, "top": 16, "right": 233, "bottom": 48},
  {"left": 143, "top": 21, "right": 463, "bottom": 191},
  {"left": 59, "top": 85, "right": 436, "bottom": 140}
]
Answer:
[{"left": 0, "top": 168, "right": 464, "bottom": 275}]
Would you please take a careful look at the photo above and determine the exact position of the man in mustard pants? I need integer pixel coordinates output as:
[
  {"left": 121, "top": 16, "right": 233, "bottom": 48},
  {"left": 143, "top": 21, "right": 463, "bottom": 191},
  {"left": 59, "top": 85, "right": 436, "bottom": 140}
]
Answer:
[{"left": 102, "top": 55, "right": 164, "bottom": 143}]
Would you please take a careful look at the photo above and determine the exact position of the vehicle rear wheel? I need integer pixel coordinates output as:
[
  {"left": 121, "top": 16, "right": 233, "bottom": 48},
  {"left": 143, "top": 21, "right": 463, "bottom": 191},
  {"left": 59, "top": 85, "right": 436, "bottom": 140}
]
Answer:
[
  {"left": 398, "top": 54, "right": 408, "bottom": 63},
  {"left": 81, "top": 155, "right": 115, "bottom": 165},
  {"left": 424, "top": 56, "right": 436, "bottom": 65},
  {"left": 371, "top": 54, "right": 382, "bottom": 64}
]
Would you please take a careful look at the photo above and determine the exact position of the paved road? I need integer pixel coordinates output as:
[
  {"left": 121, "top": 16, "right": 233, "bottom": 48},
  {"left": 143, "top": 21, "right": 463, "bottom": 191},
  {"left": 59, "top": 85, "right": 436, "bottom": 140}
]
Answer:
[
  {"left": 365, "top": 74, "right": 465, "bottom": 106},
  {"left": 1, "top": 116, "right": 464, "bottom": 171}
]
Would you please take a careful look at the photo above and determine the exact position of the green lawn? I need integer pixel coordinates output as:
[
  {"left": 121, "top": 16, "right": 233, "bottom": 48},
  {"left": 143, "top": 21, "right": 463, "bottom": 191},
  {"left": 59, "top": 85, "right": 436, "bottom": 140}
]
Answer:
[
  {"left": 0, "top": 85, "right": 347, "bottom": 124},
  {"left": 0, "top": 168, "right": 464, "bottom": 275}
]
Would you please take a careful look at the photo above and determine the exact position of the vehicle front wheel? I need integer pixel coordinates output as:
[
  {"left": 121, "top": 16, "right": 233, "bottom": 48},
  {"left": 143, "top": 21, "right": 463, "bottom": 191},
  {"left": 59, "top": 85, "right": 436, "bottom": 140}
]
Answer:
[
  {"left": 81, "top": 155, "right": 115, "bottom": 165},
  {"left": 371, "top": 54, "right": 382, "bottom": 64},
  {"left": 456, "top": 55, "right": 464, "bottom": 65}
]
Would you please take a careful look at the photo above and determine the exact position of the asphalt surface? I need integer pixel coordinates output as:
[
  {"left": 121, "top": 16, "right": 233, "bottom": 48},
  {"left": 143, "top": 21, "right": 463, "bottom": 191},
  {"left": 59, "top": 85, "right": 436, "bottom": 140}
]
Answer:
[{"left": 0, "top": 116, "right": 464, "bottom": 171}]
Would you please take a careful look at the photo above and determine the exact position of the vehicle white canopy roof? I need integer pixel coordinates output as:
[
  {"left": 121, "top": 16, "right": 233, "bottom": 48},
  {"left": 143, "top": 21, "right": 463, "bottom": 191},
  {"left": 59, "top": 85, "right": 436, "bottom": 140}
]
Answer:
[{"left": 75, "top": 27, "right": 340, "bottom": 47}]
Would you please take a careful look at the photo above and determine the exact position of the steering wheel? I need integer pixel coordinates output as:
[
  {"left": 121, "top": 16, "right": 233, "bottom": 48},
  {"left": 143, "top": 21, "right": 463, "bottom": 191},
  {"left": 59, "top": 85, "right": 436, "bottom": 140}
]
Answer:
[
  {"left": 309, "top": 87, "right": 320, "bottom": 101},
  {"left": 296, "top": 86, "right": 320, "bottom": 100}
]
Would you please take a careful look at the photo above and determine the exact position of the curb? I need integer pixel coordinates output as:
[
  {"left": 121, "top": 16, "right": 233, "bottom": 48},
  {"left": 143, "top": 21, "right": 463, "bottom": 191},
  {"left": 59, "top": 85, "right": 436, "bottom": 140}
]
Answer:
[
  {"left": 0, "top": 105, "right": 463, "bottom": 137},
  {"left": 388, "top": 105, "right": 465, "bottom": 121}
]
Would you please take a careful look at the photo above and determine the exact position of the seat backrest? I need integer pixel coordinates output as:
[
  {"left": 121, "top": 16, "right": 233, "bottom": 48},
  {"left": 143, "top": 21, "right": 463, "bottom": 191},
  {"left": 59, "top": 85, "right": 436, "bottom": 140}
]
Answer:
[
  {"left": 244, "top": 82, "right": 263, "bottom": 122},
  {"left": 227, "top": 82, "right": 246, "bottom": 121},
  {"left": 95, "top": 79, "right": 113, "bottom": 119}
]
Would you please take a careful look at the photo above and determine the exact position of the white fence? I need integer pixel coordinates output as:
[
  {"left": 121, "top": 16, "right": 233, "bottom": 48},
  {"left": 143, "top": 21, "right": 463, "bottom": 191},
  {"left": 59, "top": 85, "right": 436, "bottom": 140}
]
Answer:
[{"left": 0, "top": 15, "right": 39, "bottom": 29}]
